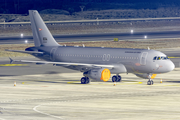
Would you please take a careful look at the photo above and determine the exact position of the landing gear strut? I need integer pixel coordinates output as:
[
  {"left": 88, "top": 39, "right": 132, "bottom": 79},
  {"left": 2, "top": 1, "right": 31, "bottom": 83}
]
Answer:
[
  {"left": 81, "top": 77, "right": 90, "bottom": 84},
  {"left": 147, "top": 74, "right": 154, "bottom": 85},
  {"left": 112, "top": 75, "right": 122, "bottom": 82}
]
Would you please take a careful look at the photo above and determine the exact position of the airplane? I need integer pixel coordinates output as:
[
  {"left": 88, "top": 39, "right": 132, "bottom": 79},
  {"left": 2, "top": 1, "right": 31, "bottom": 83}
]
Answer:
[{"left": 6, "top": 10, "right": 175, "bottom": 85}]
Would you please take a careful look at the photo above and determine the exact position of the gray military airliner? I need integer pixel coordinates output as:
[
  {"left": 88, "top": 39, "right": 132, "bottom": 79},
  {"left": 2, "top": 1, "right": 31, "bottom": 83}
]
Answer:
[{"left": 7, "top": 10, "right": 175, "bottom": 85}]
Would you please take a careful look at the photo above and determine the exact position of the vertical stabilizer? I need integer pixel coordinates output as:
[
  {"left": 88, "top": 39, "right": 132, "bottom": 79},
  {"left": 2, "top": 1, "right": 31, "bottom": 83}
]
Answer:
[{"left": 29, "top": 10, "right": 59, "bottom": 47}]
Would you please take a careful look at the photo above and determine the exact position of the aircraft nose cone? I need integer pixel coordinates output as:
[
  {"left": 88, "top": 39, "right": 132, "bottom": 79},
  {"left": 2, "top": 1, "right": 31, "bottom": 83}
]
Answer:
[{"left": 167, "top": 61, "right": 175, "bottom": 72}]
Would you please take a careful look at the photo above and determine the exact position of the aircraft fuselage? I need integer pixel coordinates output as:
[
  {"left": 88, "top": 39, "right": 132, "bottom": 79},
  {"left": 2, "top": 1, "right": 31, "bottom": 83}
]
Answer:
[{"left": 27, "top": 46, "right": 174, "bottom": 74}]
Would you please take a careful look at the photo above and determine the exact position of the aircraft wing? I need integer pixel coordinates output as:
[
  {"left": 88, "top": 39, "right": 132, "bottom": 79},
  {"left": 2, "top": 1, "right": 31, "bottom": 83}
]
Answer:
[
  {"left": 5, "top": 49, "right": 44, "bottom": 54},
  {"left": 10, "top": 58, "right": 114, "bottom": 68}
]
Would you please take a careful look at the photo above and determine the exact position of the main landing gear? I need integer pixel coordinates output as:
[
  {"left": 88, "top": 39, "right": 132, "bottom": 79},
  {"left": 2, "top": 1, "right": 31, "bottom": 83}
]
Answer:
[
  {"left": 81, "top": 77, "right": 90, "bottom": 84},
  {"left": 147, "top": 74, "right": 154, "bottom": 85},
  {"left": 112, "top": 75, "right": 122, "bottom": 82}
]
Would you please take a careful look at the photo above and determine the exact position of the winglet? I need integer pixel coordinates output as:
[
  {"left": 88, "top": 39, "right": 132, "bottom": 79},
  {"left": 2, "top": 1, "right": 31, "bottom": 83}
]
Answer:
[{"left": 9, "top": 57, "right": 14, "bottom": 64}]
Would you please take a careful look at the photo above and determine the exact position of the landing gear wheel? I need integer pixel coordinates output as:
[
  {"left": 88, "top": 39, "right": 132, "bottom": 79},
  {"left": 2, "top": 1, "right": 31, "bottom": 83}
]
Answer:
[
  {"left": 112, "top": 76, "right": 117, "bottom": 82},
  {"left": 151, "top": 80, "right": 154, "bottom": 85},
  {"left": 112, "top": 75, "right": 122, "bottom": 82},
  {"left": 147, "top": 79, "right": 153, "bottom": 85},
  {"left": 81, "top": 77, "right": 90, "bottom": 84},
  {"left": 147, "top": 80, "right": 151, "bottom": 85},
  {"left": 85, "top": 77, "right": 90, "bottom": 84},
  {"left": 117, "top": 75, "right": 122, "bottom": 82},
  {"left": 81, "top": 77, "right": 86, "bottom": 84}
]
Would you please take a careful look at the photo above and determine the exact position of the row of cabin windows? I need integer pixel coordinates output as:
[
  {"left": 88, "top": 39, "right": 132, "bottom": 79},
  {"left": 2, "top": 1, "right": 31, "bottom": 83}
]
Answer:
[
  {"left": 56, "top": 54, "right": 139, "bottom": 59},
  {"left": 153, "top": 56, "right": 169, "bottom": 60}
]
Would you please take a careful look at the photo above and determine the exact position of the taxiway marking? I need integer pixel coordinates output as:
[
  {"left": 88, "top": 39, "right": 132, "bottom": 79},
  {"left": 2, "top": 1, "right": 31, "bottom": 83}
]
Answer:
[
  {"left": 0, "top": 64, "right": 28, "bottom": 66},
  {"left": 33, "top": 104, "right": 64, "bottom": 119}
]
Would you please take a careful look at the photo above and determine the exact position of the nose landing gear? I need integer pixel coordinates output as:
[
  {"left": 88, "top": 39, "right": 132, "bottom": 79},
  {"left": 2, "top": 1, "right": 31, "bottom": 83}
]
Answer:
[
  {"left": 147, "top": 74, "right": 154, "bottom": 85},
  {"left": 147, "top": 79, "right": 154, "bottom": 85}
]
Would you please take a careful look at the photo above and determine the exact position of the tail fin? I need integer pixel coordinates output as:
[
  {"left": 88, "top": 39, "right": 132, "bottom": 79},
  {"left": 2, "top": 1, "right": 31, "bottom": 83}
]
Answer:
[{"left": 29, "top": 10, "right": 59, "bottom": 47}]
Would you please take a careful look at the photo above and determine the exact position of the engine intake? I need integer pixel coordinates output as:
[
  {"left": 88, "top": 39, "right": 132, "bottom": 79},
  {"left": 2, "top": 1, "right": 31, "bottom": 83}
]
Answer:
[{"left": 84, "top": 68, "right": 111, "bottom": 82}]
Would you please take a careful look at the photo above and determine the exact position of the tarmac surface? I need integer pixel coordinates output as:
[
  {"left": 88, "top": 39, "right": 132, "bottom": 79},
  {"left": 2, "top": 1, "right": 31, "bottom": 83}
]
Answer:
[
  {"left": 0, "top": 68, "right": 180, "bottom": 120},
  {"left": 0, "top": 48, "right": 180, "bottom": 120},
  {"left": 1, "top": 30, "right": 180, "bottom": 44},
  {"left": 0, "top": 31, "right": 180, "bottom": 119}
]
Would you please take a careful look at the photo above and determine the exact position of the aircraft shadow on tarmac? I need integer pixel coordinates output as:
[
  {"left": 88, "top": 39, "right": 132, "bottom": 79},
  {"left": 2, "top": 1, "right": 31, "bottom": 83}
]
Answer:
[
  {"left": 0, "top": 75, "right": 16, "bottom": 77},
  {"left": 44, "top": 71, "right": 61, "bottom": 74},
  {"left": 166, "top": 81, "right": 180, "bottom": 83}
]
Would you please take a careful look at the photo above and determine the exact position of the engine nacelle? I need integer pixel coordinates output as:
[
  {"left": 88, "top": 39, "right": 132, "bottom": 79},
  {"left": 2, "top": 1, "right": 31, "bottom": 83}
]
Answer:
[
  {"left": 84, "top": 68, "right": 111, "bottom": 82},
  {"left": 135, "top": 73, "right": 157, "bottom": 79}
]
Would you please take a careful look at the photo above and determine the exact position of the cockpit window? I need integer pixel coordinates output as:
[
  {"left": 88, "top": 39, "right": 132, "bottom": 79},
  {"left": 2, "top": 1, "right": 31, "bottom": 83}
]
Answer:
[
  {"left": 153, "top": 56, "right": 169, "bottom": 60},
  {"left": 157, "top": 57, "right": 161, "bottom": 60},
  {"left": 153, "top": 56, "right": 157, "bottom": 60},
  {"left": 162, "top": 56, "right": 169, "bottom": 60},
  {"left": 165, "top": 57, "right": 169, "bottom": 59}
]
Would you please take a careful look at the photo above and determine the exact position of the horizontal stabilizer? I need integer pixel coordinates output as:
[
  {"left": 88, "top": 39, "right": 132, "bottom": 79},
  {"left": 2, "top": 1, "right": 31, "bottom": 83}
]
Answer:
[{"left": 6, "top": 49, "right": 43, "bottom": 54}]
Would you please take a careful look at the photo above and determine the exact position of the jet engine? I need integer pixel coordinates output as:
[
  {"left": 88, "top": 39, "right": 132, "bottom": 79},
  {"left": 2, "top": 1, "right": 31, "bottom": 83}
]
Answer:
[
  {"left": 135, "top": 73, "right": 157, "bottom": 79},
  {"left": 84, "top": 68, "right": 111, "bottom": 82}
]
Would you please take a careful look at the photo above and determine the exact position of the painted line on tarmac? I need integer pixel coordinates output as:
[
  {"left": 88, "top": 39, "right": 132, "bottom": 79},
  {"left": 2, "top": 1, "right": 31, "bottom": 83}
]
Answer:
[
  {"left": 22, "top": 82, "right": 31, "bottom": 85},
  {"left": 67, "top": 81, "right": 80, "bottom": 84},
  {"left": 0, "top": 64, "right": 28, "bottom": 66},
  {"left": 33, "top": 105, "right": 64, "bottom": 119},
  {"left": 168, "top": 57, "right": 180, "bottom": 58},
  {"left": 22, "top": 81, "right": 46, "bottom": 86}
]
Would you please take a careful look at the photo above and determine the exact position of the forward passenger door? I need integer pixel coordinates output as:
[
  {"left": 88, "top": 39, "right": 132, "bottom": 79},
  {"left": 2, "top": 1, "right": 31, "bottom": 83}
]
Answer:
[{"left": 140, "top": 52, "right": 148, "bottom": 65}]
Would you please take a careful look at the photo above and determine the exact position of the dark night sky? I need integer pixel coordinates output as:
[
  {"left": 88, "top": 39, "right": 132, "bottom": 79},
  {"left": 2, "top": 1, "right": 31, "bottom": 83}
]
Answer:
[{"left": 0, "top": 0, "right": 180, "bottom": 14}]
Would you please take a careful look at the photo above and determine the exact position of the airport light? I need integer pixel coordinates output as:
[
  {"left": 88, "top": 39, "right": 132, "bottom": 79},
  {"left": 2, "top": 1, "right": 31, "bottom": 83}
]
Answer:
[
  {"left": 144, "top": 35, "right": 147, "bottom": 39},
  {"left": 131, "top": 30, "right": 133, "bottom": 34},
  {"left": 25, "top": 40, "right": 28, "bottom": 43},
  {"left": 21, "top": 33, "right": 23, "bottom": 37},
  {"left": 3, "top": 20, "right": 5, "bottom": 29}
]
